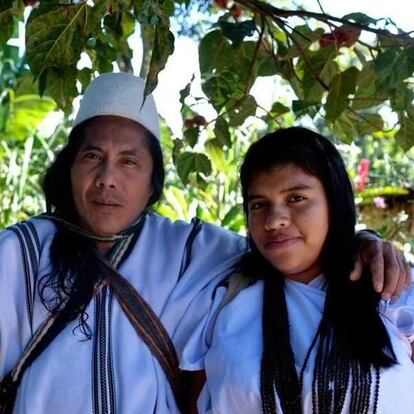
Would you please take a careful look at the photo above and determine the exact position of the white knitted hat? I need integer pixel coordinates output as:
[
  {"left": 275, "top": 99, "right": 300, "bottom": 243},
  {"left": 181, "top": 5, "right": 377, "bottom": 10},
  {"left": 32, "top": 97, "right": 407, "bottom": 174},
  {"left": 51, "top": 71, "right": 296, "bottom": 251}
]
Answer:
[{"left": 73, "top": 72, "right": 160, "bottom": 140}]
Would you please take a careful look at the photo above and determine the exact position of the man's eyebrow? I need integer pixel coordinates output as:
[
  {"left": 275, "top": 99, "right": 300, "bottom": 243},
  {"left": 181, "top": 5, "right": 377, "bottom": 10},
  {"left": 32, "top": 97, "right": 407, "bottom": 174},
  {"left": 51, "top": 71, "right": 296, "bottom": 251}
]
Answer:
[
  {"left": 79, "top": 145, "right": 142, "bottom": 156},
  {"left": 119, "top": 149, "right": 142, "bottom": 156},
  {"left": 79, "top": 144, "right": 103, "bottom": 152}
]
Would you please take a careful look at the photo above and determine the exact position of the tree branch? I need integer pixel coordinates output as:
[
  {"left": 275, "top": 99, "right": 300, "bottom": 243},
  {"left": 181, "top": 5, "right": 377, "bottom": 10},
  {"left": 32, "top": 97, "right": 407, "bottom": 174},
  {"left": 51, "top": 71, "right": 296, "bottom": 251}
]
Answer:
[{"left": 235, "top": 0, "right": 413, "bottom": 42}]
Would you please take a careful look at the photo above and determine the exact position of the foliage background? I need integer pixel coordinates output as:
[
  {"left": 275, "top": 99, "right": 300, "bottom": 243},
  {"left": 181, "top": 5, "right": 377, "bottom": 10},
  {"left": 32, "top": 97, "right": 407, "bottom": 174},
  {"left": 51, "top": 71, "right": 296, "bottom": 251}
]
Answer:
[{"left": 0, "top": 0, "right": 413, "bottom": 259}]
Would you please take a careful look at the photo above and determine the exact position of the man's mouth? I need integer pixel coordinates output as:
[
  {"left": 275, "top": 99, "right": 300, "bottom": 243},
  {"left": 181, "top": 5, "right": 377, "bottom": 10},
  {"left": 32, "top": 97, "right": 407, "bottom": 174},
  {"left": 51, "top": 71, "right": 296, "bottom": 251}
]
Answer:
[{"left": 92, "top": 200, "right": 122, "bottom": 208}]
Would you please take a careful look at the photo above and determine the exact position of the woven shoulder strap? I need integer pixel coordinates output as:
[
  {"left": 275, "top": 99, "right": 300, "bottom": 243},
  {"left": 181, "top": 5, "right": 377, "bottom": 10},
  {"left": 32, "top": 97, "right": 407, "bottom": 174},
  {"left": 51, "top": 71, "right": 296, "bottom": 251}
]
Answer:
[
  {"left": 204, "top": 272, "right": 253, "bottom": 346},
  {"left": 219, "top": 272, "right": 253, "bottom": 311},
  {"left": 94, "top": 253, "right": 182, "bottom": 409},
  {"left": 0, "top": 233, "right": 182, "bottom": 413}
]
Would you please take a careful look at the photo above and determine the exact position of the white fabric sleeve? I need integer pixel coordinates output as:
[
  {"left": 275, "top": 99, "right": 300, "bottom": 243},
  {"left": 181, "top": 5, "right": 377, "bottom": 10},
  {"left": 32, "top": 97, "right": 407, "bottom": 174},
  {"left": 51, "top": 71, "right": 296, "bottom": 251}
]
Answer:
[
  {"left": 179, "top": 285, "right": 227, "bottom": 371},
  {"left": 380, "top": 267, "right": 414, "bottom": 342}
]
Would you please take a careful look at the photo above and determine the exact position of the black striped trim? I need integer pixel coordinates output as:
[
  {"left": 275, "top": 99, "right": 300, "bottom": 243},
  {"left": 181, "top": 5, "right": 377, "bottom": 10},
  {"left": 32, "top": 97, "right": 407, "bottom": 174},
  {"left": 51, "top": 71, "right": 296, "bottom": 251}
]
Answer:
[
  {"left": 91, "top": 234, "right": 138, "bottom": 414},
  {"left": 107, "top": 290, "right": 116, "bottom": 414},
  {"left": 7, "top": 222, "right": 40, "bottom": 334},
  {"left": 178, "top": 217, "right": 203, "bottom": 278}
]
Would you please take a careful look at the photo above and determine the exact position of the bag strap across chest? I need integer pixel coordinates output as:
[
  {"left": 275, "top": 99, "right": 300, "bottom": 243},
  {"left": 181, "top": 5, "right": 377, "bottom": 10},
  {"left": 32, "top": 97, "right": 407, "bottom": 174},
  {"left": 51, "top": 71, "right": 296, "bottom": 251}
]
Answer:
[{"left": 0, "top": 224, "right": 182, "bottom": 413}]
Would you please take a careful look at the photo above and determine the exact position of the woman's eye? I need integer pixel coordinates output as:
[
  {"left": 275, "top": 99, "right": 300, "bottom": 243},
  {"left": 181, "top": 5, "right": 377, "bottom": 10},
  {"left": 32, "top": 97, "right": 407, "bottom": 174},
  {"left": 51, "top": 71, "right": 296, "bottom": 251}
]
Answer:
[{"left": 290, "top": 195, "right": 305, "bottom": 203}]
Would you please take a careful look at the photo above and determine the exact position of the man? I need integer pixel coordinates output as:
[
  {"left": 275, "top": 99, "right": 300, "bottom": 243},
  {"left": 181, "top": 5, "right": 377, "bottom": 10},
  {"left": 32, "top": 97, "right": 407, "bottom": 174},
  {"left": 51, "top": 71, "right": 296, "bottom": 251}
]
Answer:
[{"left": 0, "top": 72, "right": 410, "bottom": 414}]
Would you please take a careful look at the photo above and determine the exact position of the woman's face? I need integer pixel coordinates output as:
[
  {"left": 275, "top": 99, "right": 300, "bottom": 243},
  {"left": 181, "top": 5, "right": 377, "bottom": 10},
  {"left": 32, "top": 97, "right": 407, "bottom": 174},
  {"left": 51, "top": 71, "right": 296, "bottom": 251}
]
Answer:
[{"left": 247, "top": 163, "right": 329, "bottom": 283}]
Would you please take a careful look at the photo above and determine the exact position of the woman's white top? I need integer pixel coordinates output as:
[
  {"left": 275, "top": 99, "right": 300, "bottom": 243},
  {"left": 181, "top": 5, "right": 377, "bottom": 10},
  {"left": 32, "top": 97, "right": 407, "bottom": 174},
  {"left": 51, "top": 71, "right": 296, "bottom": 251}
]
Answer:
[{"left": 181, "top": 273, "right": 414, "bottom": 413}]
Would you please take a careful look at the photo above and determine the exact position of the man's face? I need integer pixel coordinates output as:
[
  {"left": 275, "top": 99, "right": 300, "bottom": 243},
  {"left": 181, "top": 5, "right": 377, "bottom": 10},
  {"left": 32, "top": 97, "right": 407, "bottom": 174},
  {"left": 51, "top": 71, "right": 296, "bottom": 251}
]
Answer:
[{"left": 70, "top": 116, "right": 154, "bottom": 237}]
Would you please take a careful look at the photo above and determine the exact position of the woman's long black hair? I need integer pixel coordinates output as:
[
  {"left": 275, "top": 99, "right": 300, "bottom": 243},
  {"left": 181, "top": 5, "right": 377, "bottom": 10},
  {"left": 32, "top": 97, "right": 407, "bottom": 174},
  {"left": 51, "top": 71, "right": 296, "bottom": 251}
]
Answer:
[
  {"left": 240, "top": 127, "right": 396, "bottom": 414},
  {"left": 40, "top": 116, "right": 165, "bottom": 336}
]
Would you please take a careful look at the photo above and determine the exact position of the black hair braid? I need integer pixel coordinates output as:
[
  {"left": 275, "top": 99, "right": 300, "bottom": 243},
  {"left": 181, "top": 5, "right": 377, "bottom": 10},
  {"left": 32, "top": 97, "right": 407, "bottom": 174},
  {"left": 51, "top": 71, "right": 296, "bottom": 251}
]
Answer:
[
  {"left": 38, "top": 226, "right": 105, "bottom": 338},
  {"left": 240, "top": 128, "right": 397, "bottom": 413},
  {"left": 39, "top": 116, "right": 165, "bottom": 338},
  {"left": 260, "top": 274, "right": 302, "bottom": 414}
]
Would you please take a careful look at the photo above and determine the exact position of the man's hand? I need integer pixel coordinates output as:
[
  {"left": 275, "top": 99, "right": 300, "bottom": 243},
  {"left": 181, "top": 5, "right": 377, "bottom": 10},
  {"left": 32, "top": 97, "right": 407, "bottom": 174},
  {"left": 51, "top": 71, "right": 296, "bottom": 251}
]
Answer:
[{"left": 350, "top": 235, "right": 411, "bottom": 301}]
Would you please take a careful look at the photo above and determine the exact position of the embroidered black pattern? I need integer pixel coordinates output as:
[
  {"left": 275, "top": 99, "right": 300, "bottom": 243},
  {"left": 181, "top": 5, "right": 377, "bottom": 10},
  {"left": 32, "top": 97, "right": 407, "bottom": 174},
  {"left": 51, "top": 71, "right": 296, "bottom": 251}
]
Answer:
[
  {"left": 178, "top": 218, "right": 203, "bottom": 278},
  {"left": 92, "top": 287, "right": 117, "bottom": 414},
  {"left": 107, "top": 289, "right": 116, "bottom": 414},
  {"left": 8, "top": 222, "right": 40, "bottom": 335},
  {"left": 89, "top": 216, "right": 146, "bottom": 414}
]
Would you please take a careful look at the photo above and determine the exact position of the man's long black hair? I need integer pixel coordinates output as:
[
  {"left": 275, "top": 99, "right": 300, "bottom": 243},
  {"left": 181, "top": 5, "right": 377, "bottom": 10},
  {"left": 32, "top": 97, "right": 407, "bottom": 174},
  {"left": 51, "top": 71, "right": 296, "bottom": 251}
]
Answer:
[
  {"left": 240, "top": 127, "right": 396, "bottom": 413},
  {"left": 40, "top": 116, "right": 165, "bottom": 336}
]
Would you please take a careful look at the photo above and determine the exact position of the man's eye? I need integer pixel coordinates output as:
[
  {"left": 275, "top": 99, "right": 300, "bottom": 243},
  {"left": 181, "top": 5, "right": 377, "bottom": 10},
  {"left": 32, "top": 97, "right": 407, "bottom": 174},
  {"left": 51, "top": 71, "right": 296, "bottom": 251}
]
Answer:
[
  {"left": 250, "top": 202, "right": 264, "bottom": 210},
  {"left": 124, "top": 159, "right": 137, "bottom": 166},
  {"left": 85, "top": 152, "right": 99, "bottom": 160}
]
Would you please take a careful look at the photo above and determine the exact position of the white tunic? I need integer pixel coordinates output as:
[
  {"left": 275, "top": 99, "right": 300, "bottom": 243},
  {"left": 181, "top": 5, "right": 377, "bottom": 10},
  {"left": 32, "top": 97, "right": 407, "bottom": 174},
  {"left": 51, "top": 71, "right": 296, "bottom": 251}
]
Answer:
[
  {"left": 0, "top": 213, "right": 246, "bottom": 414},
  {"left": 181, "top": 274, "right": 414, "bottom": 413}
]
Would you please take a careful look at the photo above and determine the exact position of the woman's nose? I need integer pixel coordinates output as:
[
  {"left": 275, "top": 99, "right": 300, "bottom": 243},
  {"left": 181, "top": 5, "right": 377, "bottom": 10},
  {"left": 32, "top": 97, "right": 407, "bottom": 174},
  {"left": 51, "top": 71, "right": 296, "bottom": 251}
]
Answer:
[{"left": 264, "top": 207, "right": 290, "bottom": 230}]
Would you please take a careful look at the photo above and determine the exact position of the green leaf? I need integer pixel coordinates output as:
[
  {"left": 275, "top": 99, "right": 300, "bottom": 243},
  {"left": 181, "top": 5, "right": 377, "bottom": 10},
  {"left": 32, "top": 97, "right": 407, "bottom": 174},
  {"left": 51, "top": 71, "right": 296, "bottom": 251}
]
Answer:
[
  {"left": 179, "top": 77, "right": 193, "bottom": 106},
  {"left": 194, "top": 153, "right": 212, "bottom": 176},
  {"left": 0, "top": 9, "right": 14, "bottom": 49},
  {"left": 199, "top": 30, "right": 233, "bottom": 74},
  {"left": 183, "top": 126, "right": 199, "bottom": 148},
  {"left": 221, "top": 205, "right": 243, "bottom": 227},
  {"left": 218, "top": 20, "right": 256, "bottom": 47},
  {"left": 300, "top": 46, "right": 337, "bottom": 101},
  {"left": 290, "top": 25, "right": 324, "bottom": 48},
  {"left": 196, "top": 173, "right": 208, "bottom": 191},
  {"left": 257, "top": 54, "right": 278, "bottom": 77},
  {"left": 11, "top": 94, "right": 56, "bottom": 140},
  {"left": 332, "top": 114, "right": 358, "bottom": 143},
  {"left": 0, "top": 0, "right": 14, "bottom": 12},
  {"left": 352, "top": 62, "right": 382, "bottom": 110},
  {"left": 396, "top": 110, "right": 414, "bottom": 150},
  {"left": 390, "top": 86, "right": 414, "bottom": 111},
  {"left": 325, "top": 67, "right": 359, "bottom": 123},
  {"left": 88, "top": 0, "right": 110, "bottom": 29},
  {"left": 292, "top": 100, "right": 320, "bottom": 116},
  {"left": 162, "top": 187, "right": 189, "bottom": 220},
  {"left": 44, "top": 66, "right": 78, "bottom": 114},
  {"left": 342, "top": 12, "right": 378, "bottom": 25},
  {"left": 103, "top": 9, "right": 135, "bottom": 55},
  {"left": 202, "top": 71, "right": 244, "bottom": 111},
  {"left": 88, "top": 37, "right": 117, "bottom": 73},
  {"left": 145, "top": 17, "right": 175, "bottom": 96},
  {"left": 78, "top": 67, "right": 93, "bottom": 93},
  {"left": 172, "top": 138, "right": 184, "bottom": 165},
  {"left": 26, "top": 3, "right": 91, "bottom": 78},
  {"left": 205, "top": 139, "right": 227, "bottom": 171},
  {"left": 228, "top": 95, "right": 257, "bottom": 126},
  {"left": 214, "top": 117, "right": 231, "bottom": 147},
  {"left": 163, "top": 0, "right": 175, "bottom": 17},
  {"left": 176, "top": 151, "right": 194, "bottom": 184},
  {"left": 176, "top": 151, "right": 212, "bottom": 184},
  {"left": 269, "top": 101, "right": 290, "bottom": 116},
  {"left": 375, "top": 47, "right": 400, "bottom": 93},
  {"left": 352, "top": 113, "right": 384, "bottom": 136},
  {"left": 262, "top": 101, "right": 291, "bottom": 123}
]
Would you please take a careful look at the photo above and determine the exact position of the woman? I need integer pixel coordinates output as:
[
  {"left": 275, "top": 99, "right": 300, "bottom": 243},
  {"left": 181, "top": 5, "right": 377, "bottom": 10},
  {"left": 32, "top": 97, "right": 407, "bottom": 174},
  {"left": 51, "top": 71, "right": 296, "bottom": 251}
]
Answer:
[{"left": 181, "top": 127, "right": 414, "bottom": 413}]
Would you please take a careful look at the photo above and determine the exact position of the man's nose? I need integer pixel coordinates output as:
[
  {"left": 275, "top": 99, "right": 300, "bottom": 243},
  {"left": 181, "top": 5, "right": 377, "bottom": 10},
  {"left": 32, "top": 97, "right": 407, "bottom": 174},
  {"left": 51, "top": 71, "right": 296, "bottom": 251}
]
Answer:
[{"left": 95, "top": 162, "right": 116, "bottom": 188}]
